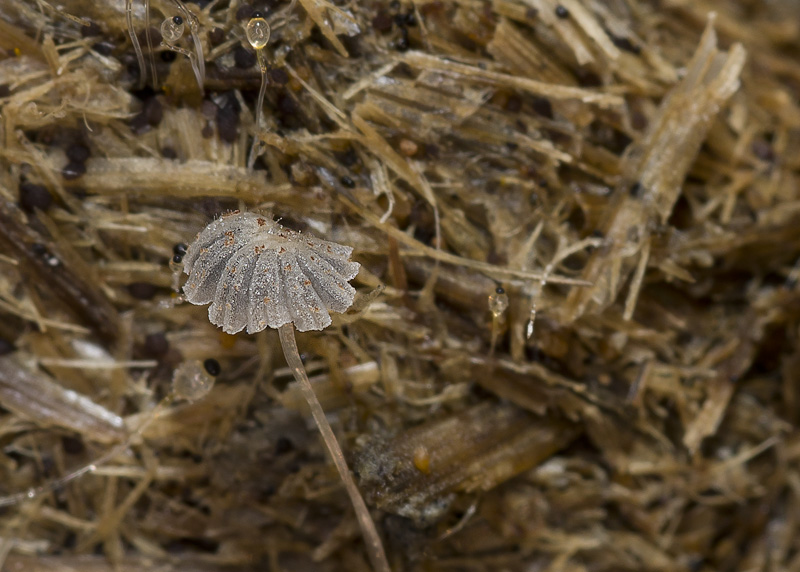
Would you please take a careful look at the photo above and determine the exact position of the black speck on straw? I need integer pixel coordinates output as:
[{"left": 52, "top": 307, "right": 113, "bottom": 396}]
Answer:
[
  {"left": 19, "top": 182, "right": 53, "bottom": 213},
  {"left": 62, "top": 162, "right": 86, "bottom": 180},
  {"left": 204, "top": 358, "right": 221, "bottom": 376}
]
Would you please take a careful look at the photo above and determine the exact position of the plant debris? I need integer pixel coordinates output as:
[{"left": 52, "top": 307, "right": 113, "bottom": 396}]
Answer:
[{"left": 1, "top": 0, "right": 800, "bottom": 571}]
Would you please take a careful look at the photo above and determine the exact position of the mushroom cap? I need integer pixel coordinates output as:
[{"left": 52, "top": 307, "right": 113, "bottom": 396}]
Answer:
[{"left": 182, "top": 211, "right": 360, "bottom": 334}]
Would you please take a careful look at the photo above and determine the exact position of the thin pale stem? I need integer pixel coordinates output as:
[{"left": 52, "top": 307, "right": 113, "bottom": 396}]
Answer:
[
  {"left": 145, "top": 0, "right": 157, "bottom": 87},
  {"left": 126, "top": 0, "right": 146, "bottom": 89},
  {"left": 170, "top": 0, "right": 205, "bottom": 89},
  {"left": 247, "top": 57, "right": 268, "bottom": 170},
  {"left": 277, "top": 323, "right": 391, "bottom": 572}
]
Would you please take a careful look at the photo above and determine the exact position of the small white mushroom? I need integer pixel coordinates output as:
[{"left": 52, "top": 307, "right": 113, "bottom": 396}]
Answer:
[
  {"left": 182, "top": 211, "right": 360, "bottom": 334},
  {"left": 181, "top": 211, "right": 389, "bottom": 572}
]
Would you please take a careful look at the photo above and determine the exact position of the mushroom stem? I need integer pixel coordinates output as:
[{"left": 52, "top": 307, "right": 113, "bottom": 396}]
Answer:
[
  {"left": 247, "top": 62, "right": 268, "bottom": 170},
  {"left": 278, "top": 323, "right": 391, "bottom": 572},
  {"left": 126, "top": 0, "right": 146, "bottom": 89}
]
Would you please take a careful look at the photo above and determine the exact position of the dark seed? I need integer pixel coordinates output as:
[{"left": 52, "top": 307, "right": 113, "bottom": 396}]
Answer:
[
  {"left": 61, "top": 435, "right": 85, "bottom": 455},
  {"left": 555, "top": 5, "right": 569, "bottom": 18},
  {"left": 0, "top": 339, "right": 14, "bottom": 356},
  {"left": 611, "top": 35, "right": 641, "bottom": 55},
  {"left": 143, "top": 332, "right": 169, "bottom": 358},
  {"left": 235, "top": 4, "right": 254, "bottom": 21},
  {"left": 81, "top": 22, "right": 102, "bottom": 37},
  {"left": 172, "top": 15, "right": 183, "bottom": 25},
  {"left": 128, "top": 282, "right": 159, "bottom": 300},
  {"left": 173, "top": 253, "right": 184, "bottom": 264},
  {"left": 234, "top": 45, "right": 257, "bottom": 69},
  {"left": 340, "top": 175, "right": 355, "bottom": 188},
  {"left": 19, "top": 182, "right": 53, "bottom": 213},
  {"left": 275, "top": 437, "right": 294, "bottom": 454},
  {"left": 629, "top": 181, "right": 643, "bottom": 197},
  {"left": 143, "top": 97, "right": 163, "bottom": 126},
  {"left": 173, "top": 243, "right": 188, "bottom": 256},
  {"left": 269, "top": 67, "right": 289, "bottom": 85},
  {"left": 208, "top": 27, "right": 225, "bottom": 47},
  {"left": 251, "top": 10, "right": 264, "bottom": 19},
  {"left": 161, "top": 146, "right": 178, "bottom": 159},
  {"left": 372, "top": 11, "right": 393, "bottom": 33},
  {"left": 495, "top": 286, "right": 505, "bottom": 294},
  {"left": 576, "top": 69, "right": 602, "bottom": 87},
  {"left": 66, "top": 143, "right": 90, "bottom": 163},
  {"left": 405, "top": 11, "right": 417, "bottom": 26},
  {"left": 531, "top": 97, "right": 554, "bottom": 119},
  {"left": 752, "top": 139, "right": 775, "bottom": 162},
  {"left": 216, "top": 105, "right": 239, "bottom": 144},
  {"left": 203, "top": 358, "right": 221, "bottom": 376},
  {"left": 62, "top": 162, "right": 86, "bottom": 180}
]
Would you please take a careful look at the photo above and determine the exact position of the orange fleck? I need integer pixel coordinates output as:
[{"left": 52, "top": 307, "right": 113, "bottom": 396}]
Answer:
[{"left": 413, "top": 446, "right": 431, "bottom": 475}]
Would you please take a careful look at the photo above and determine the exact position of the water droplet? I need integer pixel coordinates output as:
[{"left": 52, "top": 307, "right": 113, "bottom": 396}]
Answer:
[
  {"left": 172, "top": 360, "right": 215, "bottom": 402},
  {"left": 161, "top": 16, "right": 185, "bottom": 44},
  {"left": 488, "top": 288, "right": 509, "bottom": 318},
  {"left": 246, "top": 17, "right": 271, "bottom": 49}
]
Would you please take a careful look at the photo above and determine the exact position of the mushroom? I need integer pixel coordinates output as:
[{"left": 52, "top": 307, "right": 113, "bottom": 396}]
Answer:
[{"left": 181, "top": 211, "right": 390, "bottom": 572}]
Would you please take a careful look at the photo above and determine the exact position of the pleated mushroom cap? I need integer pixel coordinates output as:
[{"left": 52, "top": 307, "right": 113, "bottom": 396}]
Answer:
[{"left": 182, "top": 211, "right": 360, "bottom": 334}]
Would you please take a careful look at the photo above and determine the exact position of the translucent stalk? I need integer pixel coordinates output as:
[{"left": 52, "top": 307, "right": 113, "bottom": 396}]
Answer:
[
  {"left": 246, "top": 17, "right": 271, "bottom": 170},
  {"left": 277, "top": 323, "right": 390, "bottom": 572},
  {"left": 126, "top": 0, "right": 146, "bottom": 88}
]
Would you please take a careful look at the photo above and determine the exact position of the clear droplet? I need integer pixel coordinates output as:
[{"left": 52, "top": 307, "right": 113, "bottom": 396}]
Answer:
[
  {"left": 488, "top": 287, "right": 509, "bottom": 318},
  {"left": 172, "top": 360, "right": 215, "bottom": 402},
  {"left": 246, "top": 17, "right": 271, "bottom": 50},
  {"left": 161, "top": 16, "right": 185, "bottom": 44}
]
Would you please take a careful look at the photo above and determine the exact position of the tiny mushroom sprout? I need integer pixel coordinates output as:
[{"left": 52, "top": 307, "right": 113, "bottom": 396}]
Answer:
[{"left": 181, "top": 211, "right": 391, "bottom": 572}]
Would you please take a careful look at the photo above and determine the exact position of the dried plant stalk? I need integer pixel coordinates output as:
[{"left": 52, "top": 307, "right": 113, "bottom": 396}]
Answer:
[
  {"left": 563, "top": 20, "right": 747, "bottom": 321},
  {"left": 0, "top": 356, "right": 125, "bottom": 444},
  {"left": 357, "top": 402, "right": 580, "bottom": 523}
]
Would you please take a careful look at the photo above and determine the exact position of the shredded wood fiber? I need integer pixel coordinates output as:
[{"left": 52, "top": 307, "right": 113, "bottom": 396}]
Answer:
[{"left": 0, "top": 0, "right": 799, "bottom": 570}]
